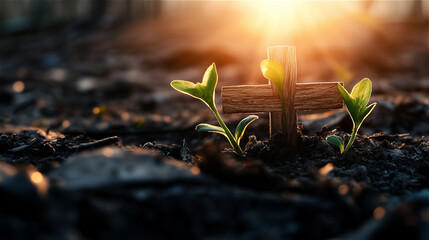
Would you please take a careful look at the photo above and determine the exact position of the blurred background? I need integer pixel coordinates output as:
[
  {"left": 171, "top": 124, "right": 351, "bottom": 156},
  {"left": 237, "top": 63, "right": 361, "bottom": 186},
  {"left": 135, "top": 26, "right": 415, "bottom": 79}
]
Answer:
[{"left": 0, "top": 0, "right": 428, "bottom": 145}]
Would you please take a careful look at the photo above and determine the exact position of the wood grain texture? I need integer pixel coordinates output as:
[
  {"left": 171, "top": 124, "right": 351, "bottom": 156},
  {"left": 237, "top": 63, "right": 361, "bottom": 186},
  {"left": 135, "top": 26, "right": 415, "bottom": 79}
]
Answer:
[
  {"left": 267, "top": 46, "right": 297, "bottom": 145},
  {"left": 221, "top": 82, "right": 343, "bottom": 113}
]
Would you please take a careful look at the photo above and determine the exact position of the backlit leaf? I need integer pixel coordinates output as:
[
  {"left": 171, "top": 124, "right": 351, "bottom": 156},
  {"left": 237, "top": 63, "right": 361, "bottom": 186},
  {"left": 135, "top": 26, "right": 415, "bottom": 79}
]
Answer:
[
  {"left": 327, "top": 135, "right": 344, "bottom": 153},
  {"left": 351, "top": 78, "right": 372, "bottom": 109},
  {"left": 171, "top": 63, "right": 219, "bottom": 109},
  {"left": 356, "top": 102, "right": 377, "bottom": 127},
  {"left": 196, "top": 123, "right": 227, "bottom": 137},
  {"left": 235, "top": 115, "right": 258, "bottom": 145},
  {"left": 171, "top": 80, "right": 202, "bottom": 100},
  {"left": 336, "top": 78, "right": 376, "bottom": 153},
  {"left": 261, "top": 60, "right": 285, "bottom": 94},
  {"left": 338, "top": 83, "right": 359, "bottom": 122},
  {"left": 200, "top": 63, "right": 218, "bottom": 106}
]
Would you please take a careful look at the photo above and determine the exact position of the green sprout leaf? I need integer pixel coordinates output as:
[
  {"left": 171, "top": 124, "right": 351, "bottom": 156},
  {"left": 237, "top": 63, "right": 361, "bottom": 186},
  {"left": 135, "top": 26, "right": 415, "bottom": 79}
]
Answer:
[
  {"left": 338, "top": 83, "right": 358, "bottom": 121},
  {"left": 171, "top": 63, "right": 218, "bottom": 108},
  {"left": 171, "top": 63, "right": 257, "bottom": 157},
  {"left": 196, "top": 123, "right": 227, "bottom": 137},
  {"left": 235, "top": 115, "right": 259, "bottom": 145},
  {"left": 329, "top": 78, "right": 377, "bottom": 153},
  {"left": 326, "top": 135, "right": 344, "bottom": 153},
  {"left": 170, "top": 80, "right": 202, "bottom": 100},
  {"left": 260, "top": 59, "right": 289, "bottom": 133},
  {"left": 200, "top": 62, "right": 218, "bottom": 106},
  {"left": 358, "top": 102, "right": 377, "bottom": 126},
  {"left": 350, "top": 78, "right": 371, "bottom": 108},
  {"left": 338, "top": 78, "right": 373, "bottom": 125}
]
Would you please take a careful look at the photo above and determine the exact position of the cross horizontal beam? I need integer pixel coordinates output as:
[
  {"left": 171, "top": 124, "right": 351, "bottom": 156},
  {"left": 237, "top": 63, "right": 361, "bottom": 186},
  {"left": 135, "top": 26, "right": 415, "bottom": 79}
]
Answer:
[{"left": 221, "top": 82, "right": 343, "bottom": 113}]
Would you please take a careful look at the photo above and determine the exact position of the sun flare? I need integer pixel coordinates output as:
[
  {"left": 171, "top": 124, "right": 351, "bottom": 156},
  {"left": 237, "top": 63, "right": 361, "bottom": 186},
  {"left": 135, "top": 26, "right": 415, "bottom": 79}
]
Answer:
[{"left": 242, "top": 1, "right": 354, "bottom": 42}]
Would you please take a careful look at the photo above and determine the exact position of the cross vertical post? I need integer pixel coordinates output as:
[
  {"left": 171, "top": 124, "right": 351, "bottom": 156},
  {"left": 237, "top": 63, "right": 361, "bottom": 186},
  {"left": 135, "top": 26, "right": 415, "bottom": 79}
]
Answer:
[{"left": 268, "top": 46, "right": 297, "bottom": 147}]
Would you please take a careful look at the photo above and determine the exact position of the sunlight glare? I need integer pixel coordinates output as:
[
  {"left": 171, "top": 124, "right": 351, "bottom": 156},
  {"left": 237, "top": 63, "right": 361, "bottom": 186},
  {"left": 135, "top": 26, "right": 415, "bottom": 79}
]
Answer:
[
  {"left": 29, "top": 170, "right": 49, "bottom": 197},
  {"left": 319, "top": 163, "right": 334, "bottom": 176},
  {"left": 12, "top": 81, "right": 25, "bottom": 93},
  {"left": 31, "top": 172, "right": 43, "bottom": 184},
  {"left": 243, "top": 1, "right": 353, "bottom": 42}
]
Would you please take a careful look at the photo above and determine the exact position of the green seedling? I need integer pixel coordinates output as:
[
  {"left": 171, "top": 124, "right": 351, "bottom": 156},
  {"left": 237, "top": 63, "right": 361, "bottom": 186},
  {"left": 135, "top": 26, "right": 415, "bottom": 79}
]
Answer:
[
  {"left": 171, "top": 63, "right": 258, "bottom": 157},
  {"left": 327, "top": 78, "right": 377, "bottom": 153},
  {"left": 260, "top": 60, "right": 288, "bottom": 131}
]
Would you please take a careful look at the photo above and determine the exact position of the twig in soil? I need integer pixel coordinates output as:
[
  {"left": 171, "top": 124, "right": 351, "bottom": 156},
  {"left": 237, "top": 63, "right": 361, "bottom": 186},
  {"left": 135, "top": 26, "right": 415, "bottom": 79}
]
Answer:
[
  {"left": 9, "top": 141, "right": 35, "bottom": 152},
  {"left": 68, "top": 136, "right": 119, "bottom": 153}
]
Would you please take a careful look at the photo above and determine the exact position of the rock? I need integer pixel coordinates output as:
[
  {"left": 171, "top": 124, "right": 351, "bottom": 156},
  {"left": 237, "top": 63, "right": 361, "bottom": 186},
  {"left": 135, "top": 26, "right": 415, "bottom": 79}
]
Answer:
[
  {"left": 48, "top": 147, "right": 204, "bottom": 190},
  {"left": 76, "top": 77, "right": 97, "bottom": 92}
]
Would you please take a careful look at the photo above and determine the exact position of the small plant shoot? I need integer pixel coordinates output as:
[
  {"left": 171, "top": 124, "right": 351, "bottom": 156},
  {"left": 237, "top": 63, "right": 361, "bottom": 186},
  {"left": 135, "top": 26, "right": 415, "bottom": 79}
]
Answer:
[
  {"left": 171, "top": 63, "right": 258, "bottom": 157},
  {"left": 260, "top": 59, "right": 288, "bottom": 131},
  {"left": 327, "top": 78, "right": 377, "bottom": 153}
]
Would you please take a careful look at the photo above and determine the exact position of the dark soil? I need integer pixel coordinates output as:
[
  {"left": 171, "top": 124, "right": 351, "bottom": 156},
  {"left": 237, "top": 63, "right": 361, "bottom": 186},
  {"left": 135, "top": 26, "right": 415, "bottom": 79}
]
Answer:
[
  {"left": 1, "top": 125, "right": 428, "bottom": 239},
  {"left": 245, "top": 128, "right": 429, "bottom": 195}
]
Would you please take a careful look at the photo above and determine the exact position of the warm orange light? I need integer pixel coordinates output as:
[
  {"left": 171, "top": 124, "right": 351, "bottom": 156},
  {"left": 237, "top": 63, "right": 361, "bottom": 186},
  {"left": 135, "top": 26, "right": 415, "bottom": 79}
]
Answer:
[
  {"left": 242, "top": 1, "right": 354, "bottom": 41},
  {"left": 12, "top": 81, "right": 25, "bottom": 93},
  {"left": 62, "top": 120, "right": 70, "bottom": 128},
  {"left": 319, "top": 163, "right": 333, "bottom": 175},
  {"left": 31, "top": 172, "right": 43, "bottom": 184},
  {"left": 338, "top": 184, "right": 349, "bottom": 195},
  {"left": 373, "top": 206, "right": 386, "bottom": 220},
  {"left": 190, "top": 166, "right": 200, "bottom": 175},
  {"left": 93, "top": 105, "right": 107, "bottom": 115},
  {"left": 29, "top": 170, "right": 49, "bottom": 196},
  {"left": 0, "top": 162, "right": 17, "bottom": 176},
  {"left": 163, "top": 116, "right": 172, "bottom": 124},
  {"left": 102, "top": 148, "right": 115, "bottom": 158},
  {"left": 93, "top": 107, "right": 101, "bottom": 115},
  {"left": 232, "top": 0, "right": 381, "bottom": 84},
  {"left": 121, "top": 112, "right": 130, "bottom": 121}
]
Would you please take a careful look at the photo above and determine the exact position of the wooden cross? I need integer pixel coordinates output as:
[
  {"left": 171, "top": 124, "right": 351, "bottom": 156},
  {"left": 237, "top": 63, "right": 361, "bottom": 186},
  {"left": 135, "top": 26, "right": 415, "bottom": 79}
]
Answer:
[{"left": 221, "top": 46, "right": 343, "bottom": 148}]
